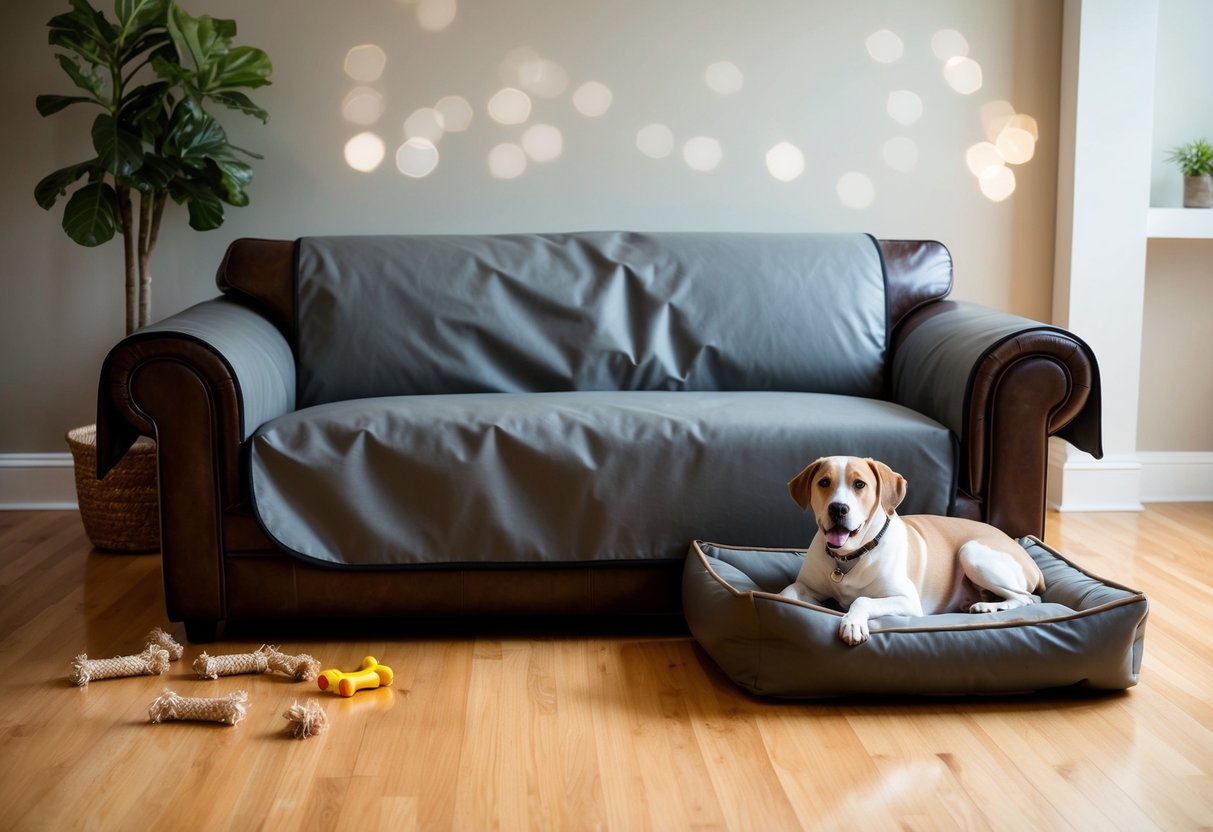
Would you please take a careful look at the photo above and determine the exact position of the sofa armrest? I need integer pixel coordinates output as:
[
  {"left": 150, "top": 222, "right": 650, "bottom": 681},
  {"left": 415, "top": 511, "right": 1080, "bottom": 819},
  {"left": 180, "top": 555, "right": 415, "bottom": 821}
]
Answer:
[
  {"left": 890, "top": 301, "right": 1102, "bottom": 537},
  {"left": 97, "top": 297, "right": 295, "bottom": 624}
]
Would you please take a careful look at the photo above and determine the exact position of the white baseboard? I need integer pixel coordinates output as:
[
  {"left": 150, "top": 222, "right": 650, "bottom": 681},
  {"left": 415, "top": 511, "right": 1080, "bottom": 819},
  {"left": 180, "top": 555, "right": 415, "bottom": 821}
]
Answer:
[
  {"left": 1138, "top": 451, "right": 1213, "bottom": 503},
  {"left": 0, "top": 453, "right": 78, "bottom": 510},
  {"left": 1048, "top": 446, "right": 1145, "bottom": 512}
]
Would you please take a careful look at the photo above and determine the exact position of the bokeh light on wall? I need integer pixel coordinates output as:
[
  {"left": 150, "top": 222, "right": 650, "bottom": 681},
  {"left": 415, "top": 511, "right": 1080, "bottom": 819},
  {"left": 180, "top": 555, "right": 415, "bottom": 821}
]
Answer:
[
  {"left": 836, "top": 172, "right": 875, "bottom": 209},
  {"left": 416, "top": 0, "right": 456, "bottom": 32},
  {"left": 981, "top": 100, "right": 1016, "bottom": 141},
  {"left": 764, "top": 142, "right": 804, "bottom": 182},
  {"left": 930, "top": 29, "right": 969, "bottom": 61},
  {"left": 682, "top": 136, "right": 722, "bottom": 172},
  {"left": 342, "top": 87, "right": 386, "bottom": 125},
  {"left": 404, "top": 107, "right": 446, "bottom": 143},
  {"left": 943, "top": 56, "right": 983, "bottom": 94},
  {"left": 882, "top": 137, "right": 918, "bottom": 172},
  {"left": 518, "top": 56, "right": 569, "bottom": 99},
  {"left": 435, "top": 96, "right": 473, "bottom": 132},
  {"left": 344, "top": 44, "right": 387, "bottom": 83},
  {"left": 886, "top": 90, "right": 923, "bottom": 125},
  {"left": 636, "top": 123, "right": 675, "bottom": 159},
  {"left": 488, "top": 143, "right": 527, "bottom": 179},
  {"left": 979, "top": 165, "right": 1016, "bottom": 202},
  {"left": 344, "top": 132, "right": 386, "bottom": 172},
  {"left": 522, "top": 124, "right": 563, "bottom": 162},
  {"left": 865, "top": 30, "right": 904, "bottom": 63},
  {"left": 995, "top": 126, "right": 1035, "bottom": 164},
  {"left": 488, "top": 87, "right": 532, "bottom": 125},
  {"left": 396, "top": 138, "right": 440, "bottom": 178},
  {"left": 966, "top": 142, "right": 1004, "bottom": 178},
  {"left": 705, "top": 61, "right": 744, "bottom": 95},
  {"left": 573, "top": 81, "right": 613, "bottom": 117}
]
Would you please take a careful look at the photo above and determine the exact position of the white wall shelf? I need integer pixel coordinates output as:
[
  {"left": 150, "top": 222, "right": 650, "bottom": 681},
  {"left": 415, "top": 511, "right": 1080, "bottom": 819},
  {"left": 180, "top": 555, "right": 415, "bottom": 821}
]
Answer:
[{"left": 1147, "top": 207, "right": 1213, "bottom": 239}]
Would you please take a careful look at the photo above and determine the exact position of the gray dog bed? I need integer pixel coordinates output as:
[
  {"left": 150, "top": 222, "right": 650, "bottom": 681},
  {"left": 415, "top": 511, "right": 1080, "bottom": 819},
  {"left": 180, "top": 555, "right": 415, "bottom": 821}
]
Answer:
[{"left": 683, "top": 537, "right": 1148, "bottom": 698}]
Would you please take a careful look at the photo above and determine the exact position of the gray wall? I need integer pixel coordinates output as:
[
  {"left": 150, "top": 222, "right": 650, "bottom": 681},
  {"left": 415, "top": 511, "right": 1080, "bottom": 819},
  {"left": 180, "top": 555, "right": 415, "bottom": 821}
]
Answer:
[{"left": 1, "top": 0, "right": 1062, "bottom": 452}]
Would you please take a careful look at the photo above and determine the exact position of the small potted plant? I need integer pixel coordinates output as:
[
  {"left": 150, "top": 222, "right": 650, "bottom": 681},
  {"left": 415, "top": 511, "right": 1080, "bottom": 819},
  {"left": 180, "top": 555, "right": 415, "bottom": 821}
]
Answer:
[
  {"left": 35, "top": 0, "right": 272, "bottom": 550},
  {"left": 1165, "top": 138, "right": 1213, "bottom": 208}
]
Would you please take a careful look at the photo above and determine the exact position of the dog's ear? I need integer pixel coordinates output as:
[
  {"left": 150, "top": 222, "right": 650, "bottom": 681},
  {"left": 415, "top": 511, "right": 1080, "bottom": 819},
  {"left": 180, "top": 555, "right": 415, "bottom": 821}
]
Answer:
[
  {"left": 788, "top": 458, "right": 826, "bottom": 511},
  {"left": 866, "top": 458, "right": 907, "bottom": 516}
]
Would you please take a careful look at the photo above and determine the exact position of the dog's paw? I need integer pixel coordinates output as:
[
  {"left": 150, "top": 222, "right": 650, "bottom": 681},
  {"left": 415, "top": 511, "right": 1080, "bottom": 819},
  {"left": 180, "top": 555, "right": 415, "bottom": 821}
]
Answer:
[{"left": 838, "top": 615, "right": 869, "bottom": 646}]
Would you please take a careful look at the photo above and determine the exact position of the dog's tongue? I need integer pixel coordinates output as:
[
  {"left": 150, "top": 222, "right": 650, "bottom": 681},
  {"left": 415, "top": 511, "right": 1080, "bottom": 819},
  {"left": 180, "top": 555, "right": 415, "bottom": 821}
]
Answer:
[{"left": 825, "top": 526, "right": 853, "bottom": 549}]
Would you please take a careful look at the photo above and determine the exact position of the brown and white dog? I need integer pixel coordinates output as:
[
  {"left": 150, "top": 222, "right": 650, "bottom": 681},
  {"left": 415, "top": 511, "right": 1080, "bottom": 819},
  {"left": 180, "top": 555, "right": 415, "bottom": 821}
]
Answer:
[{"left": 779, "top": 456, "right": 1044, "bottom": 646}]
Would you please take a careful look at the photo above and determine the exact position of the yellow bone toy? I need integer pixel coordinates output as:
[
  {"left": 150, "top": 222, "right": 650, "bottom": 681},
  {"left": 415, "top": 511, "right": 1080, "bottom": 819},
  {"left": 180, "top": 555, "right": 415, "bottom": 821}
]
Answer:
[{"left": 317, "top": 656, "right": 394, "bottom": 697}]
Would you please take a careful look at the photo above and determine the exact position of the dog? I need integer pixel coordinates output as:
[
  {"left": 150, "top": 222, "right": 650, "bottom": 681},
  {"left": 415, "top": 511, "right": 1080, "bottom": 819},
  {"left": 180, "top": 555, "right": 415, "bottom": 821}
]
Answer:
[{"left": 779, "top": 456, "right": 1044, "bottom": 646}]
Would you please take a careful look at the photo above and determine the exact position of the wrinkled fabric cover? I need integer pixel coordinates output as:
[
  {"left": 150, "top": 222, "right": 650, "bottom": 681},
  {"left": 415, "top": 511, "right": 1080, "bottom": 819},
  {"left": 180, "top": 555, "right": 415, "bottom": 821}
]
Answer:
[
  {"left": 295, "top": 232, "right": 887, "bottom": 407},
  {"left": 684, "top": 537, "right": 1148, "bottom": 697},
  {"left": 249, "top": 391, "right": 954, "bottom": 567}
]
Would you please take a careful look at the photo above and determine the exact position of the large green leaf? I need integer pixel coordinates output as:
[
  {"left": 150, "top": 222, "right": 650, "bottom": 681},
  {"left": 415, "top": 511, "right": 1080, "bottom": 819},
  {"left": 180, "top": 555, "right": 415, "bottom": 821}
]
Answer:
[
  {"left": 62, "top": 181, "right": 119, "bottom": 246},
  {"left": 36, "top": 94, "right": 95, "bottom": 116},
  {"left": 131, "top": 154, "right": 176, "bottom": 191},
  {"left": 118, "top": 81, "right": 169, "bottom": 125},
  {"left": 171, "top": 179, "right": 224, "bottom": 230},
  {"left": 115, "top": 0, "right": 166, "bottom": 36},
  {"left": 167, "top": 6, "right": 236, "bottom": 72},
  {"left": 91, "top": 113, "right": 144, "bottom": 177},
  {"left": 207, "top": 90, "right": 267, "bottom": 123},
  {"left": 209, "top": 46, "right": 272, "bottom": 91},
  {"left": 34, "top": 160, "right": 98, "bottom": 209},
  {"left": 55, "top": 53, "right": 102, "bottom": 97}
]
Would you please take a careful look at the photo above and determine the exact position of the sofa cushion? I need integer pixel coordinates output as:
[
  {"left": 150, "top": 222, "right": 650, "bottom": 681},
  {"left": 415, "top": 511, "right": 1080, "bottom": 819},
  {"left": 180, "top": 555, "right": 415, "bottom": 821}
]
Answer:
[
  {"left": 294, "top": 232, "right": 888, "bottom": 406},
  {"left": 248, "top": 391, "right": 955, "bottom": 568}
]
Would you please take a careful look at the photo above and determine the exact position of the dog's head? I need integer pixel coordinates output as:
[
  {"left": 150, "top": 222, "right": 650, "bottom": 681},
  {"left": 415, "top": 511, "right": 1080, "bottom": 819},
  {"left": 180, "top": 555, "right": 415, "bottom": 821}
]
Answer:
[{"left": 788, "top": 456, "right": 907, "bottom": 552}]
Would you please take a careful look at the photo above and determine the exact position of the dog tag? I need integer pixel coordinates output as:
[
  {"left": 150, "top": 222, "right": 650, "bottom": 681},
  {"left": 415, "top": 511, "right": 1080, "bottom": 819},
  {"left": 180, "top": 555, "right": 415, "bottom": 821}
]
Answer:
[{"left": 830, "top": 567, "right": 845, "bottom": 583}]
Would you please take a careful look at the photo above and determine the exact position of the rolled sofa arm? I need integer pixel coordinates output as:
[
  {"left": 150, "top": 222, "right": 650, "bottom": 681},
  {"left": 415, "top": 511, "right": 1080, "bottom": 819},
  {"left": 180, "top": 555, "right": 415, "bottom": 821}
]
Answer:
[
  {"left": 890, "top": 301, "right": 1102, "bottom": 538},
  {"left": 97, "top": 297, "right": 295, "bottom": 624}
]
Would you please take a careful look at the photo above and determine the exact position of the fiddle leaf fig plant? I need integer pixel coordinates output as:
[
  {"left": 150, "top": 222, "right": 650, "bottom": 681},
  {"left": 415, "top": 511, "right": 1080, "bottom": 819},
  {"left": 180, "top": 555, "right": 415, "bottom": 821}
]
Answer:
[{"left": 35, "top": 0, "right": 272, "bottom": 335}]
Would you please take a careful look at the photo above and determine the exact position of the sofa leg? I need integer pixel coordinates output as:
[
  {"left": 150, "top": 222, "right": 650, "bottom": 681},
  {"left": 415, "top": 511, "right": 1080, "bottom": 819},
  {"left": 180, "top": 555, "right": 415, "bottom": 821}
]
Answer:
[{"left": 185, "top": 619, "right": 220, "bottom": 643}]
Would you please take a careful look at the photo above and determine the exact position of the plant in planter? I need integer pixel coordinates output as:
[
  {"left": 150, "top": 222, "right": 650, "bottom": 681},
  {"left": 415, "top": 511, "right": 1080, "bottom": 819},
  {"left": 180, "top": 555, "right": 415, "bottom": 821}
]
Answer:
[
  {"left": 35, "top": 0, "right": 272, "bottom": 550},
  {"left": 1165, "top": 138, "right": 1213, "bottom": 209}
]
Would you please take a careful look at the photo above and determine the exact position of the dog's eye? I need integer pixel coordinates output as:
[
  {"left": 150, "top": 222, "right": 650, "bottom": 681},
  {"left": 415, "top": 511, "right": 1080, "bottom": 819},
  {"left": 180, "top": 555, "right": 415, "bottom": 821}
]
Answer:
[
  {"left": 817, "top": 477, "right": 831, "bottom": 488},
  {"left": 854, "top": 480, "right": 867, "bottom": 489}
]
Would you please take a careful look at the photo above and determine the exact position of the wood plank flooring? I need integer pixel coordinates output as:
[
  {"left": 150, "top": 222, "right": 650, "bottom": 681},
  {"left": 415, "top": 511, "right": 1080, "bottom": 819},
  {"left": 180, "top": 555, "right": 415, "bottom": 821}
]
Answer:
[{"left": 1, "top": 505, "right": 1211, "bottom": 830}]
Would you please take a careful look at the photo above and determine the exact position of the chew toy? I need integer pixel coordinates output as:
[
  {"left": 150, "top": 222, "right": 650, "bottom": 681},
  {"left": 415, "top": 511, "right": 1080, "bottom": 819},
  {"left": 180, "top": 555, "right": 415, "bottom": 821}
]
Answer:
[
  {"left": 264, "top": 645, "right": 322, "bottom": 682},
  {"left": 148, "top": 689, "right": 248, "bottom": 726},
  {"left": 283, "top": 699, "right": 328, "bottom": 739},
  {"left": 145, "top": 627, "right": 184, "bottom": 661},
  {"left": 317, "top": 656, "right": 394, "bottom": 697},
  {"left": 69, "top": 644, "right": 170, "bottom": 686},
  {"left": 193, "top": 647, "right": 270, "bottom": 680}
]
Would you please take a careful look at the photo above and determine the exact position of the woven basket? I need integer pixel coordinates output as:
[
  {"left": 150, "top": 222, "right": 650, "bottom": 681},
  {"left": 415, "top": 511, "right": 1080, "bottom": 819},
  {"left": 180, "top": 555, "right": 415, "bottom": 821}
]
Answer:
[{"left": 66, "top": 425, "right": 160, "bottom": 552}]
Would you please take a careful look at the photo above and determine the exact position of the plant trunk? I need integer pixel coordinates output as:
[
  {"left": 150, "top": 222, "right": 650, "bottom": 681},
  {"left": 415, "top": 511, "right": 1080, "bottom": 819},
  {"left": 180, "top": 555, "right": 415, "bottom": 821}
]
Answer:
[
  {"left": 116, "top": 184, "right": 138, "bottom": 336},
  {"left": 137, "top": 192, "right": 166, "bottom": 329}
]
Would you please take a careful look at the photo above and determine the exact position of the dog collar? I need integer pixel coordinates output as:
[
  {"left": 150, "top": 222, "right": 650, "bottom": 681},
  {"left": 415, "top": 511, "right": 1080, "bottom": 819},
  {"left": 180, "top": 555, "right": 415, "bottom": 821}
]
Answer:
[{"left": 825, "top": 514, "right": 891, "bottom": 582}]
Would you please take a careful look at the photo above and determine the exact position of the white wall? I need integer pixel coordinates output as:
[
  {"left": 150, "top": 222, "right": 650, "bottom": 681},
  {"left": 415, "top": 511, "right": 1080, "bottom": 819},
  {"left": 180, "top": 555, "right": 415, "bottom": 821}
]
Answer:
[
  {"left": 1139, "top": 0, "right": 1213, "bottom": 453},
  {"left": 1, "top": 0, "right": 1062, "bottom": 452}
]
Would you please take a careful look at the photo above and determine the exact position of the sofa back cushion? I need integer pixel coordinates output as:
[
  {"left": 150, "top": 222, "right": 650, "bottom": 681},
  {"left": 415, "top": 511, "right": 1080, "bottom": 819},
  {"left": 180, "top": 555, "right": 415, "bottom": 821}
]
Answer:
[{"left": 294, "top": 232, "right": 888, "bottom": 407}]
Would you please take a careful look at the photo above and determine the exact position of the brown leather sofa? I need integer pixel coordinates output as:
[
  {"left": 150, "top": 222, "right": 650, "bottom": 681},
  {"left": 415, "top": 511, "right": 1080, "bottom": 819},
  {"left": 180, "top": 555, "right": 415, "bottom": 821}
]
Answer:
[{"left": 96, "top": 234, "right": 1101, "bottom": 641}]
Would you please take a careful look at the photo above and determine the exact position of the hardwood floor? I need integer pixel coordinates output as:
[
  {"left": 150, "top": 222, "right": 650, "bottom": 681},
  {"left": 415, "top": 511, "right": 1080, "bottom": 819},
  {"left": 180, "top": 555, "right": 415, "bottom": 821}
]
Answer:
[{"left": 1, "top": 505, "right": 1211, "bottom": 830}]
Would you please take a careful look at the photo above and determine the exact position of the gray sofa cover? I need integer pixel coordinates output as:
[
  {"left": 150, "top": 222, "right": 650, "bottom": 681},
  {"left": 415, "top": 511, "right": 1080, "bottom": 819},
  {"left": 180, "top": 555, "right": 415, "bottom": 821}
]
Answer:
[{"left": 250, "top": 232, "right": 956, "bottom": 568}]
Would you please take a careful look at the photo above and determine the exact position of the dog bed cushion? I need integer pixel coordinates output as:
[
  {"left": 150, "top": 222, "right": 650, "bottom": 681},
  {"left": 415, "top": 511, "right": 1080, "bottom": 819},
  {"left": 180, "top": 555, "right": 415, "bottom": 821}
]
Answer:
[{"left": 683, "top": 537, "right": 1147, "bottom": 697}]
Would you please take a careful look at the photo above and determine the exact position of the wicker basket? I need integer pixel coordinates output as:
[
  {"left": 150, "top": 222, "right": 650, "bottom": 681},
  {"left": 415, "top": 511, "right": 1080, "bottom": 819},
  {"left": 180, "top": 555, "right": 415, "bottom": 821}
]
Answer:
[{"left": 66, "top": 425, "right": 160, "bottom": 552}]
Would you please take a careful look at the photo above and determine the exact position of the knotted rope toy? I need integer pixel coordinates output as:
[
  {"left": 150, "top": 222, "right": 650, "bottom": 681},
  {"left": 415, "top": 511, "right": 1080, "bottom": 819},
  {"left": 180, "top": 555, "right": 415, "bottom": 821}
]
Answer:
[
  {"left": 148, "top": 689, "right": 248, "bottom": 726},
  {"left": 69, "top": 644, "right": 170, "bottom": 687},
  {"left": 145, "top": 627, "right": 184, "bottom": 661},
  {"left": 283, "top": 699, "right": 328, "bottom": 739},
  {"left": 193, "top": 645, "right": 321, "bottom": 681}
]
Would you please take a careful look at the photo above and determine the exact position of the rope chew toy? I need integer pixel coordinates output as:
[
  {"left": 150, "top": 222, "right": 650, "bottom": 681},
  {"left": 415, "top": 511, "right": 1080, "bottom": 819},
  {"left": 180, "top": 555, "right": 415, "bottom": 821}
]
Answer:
[
  {"left": 148, "top": 689, "right": 248, "bottom": 726},
  {"left": 283, "top": 699, "right": 328, "bottom": 739},
  {"left": 265, "top": 646, "right": 321, "bottom": 682},
  {"left": 69, "top": 644, "right": 170, "bottom": 686},
  {"left": 317, "top": 656, "right": 394, "bottom": 697},
  {"left": 193, "top": 648, "right": 270, "bottom": 680},
  {"left": 145, "top": 627, "right": 184, "bottom": 661}
]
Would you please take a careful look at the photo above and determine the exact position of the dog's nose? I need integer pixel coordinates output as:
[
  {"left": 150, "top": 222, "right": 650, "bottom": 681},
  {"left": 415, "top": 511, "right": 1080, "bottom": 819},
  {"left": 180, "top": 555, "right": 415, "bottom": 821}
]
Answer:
[{"left": 828, "top": 502, "right": 849, "bottom": 521}]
